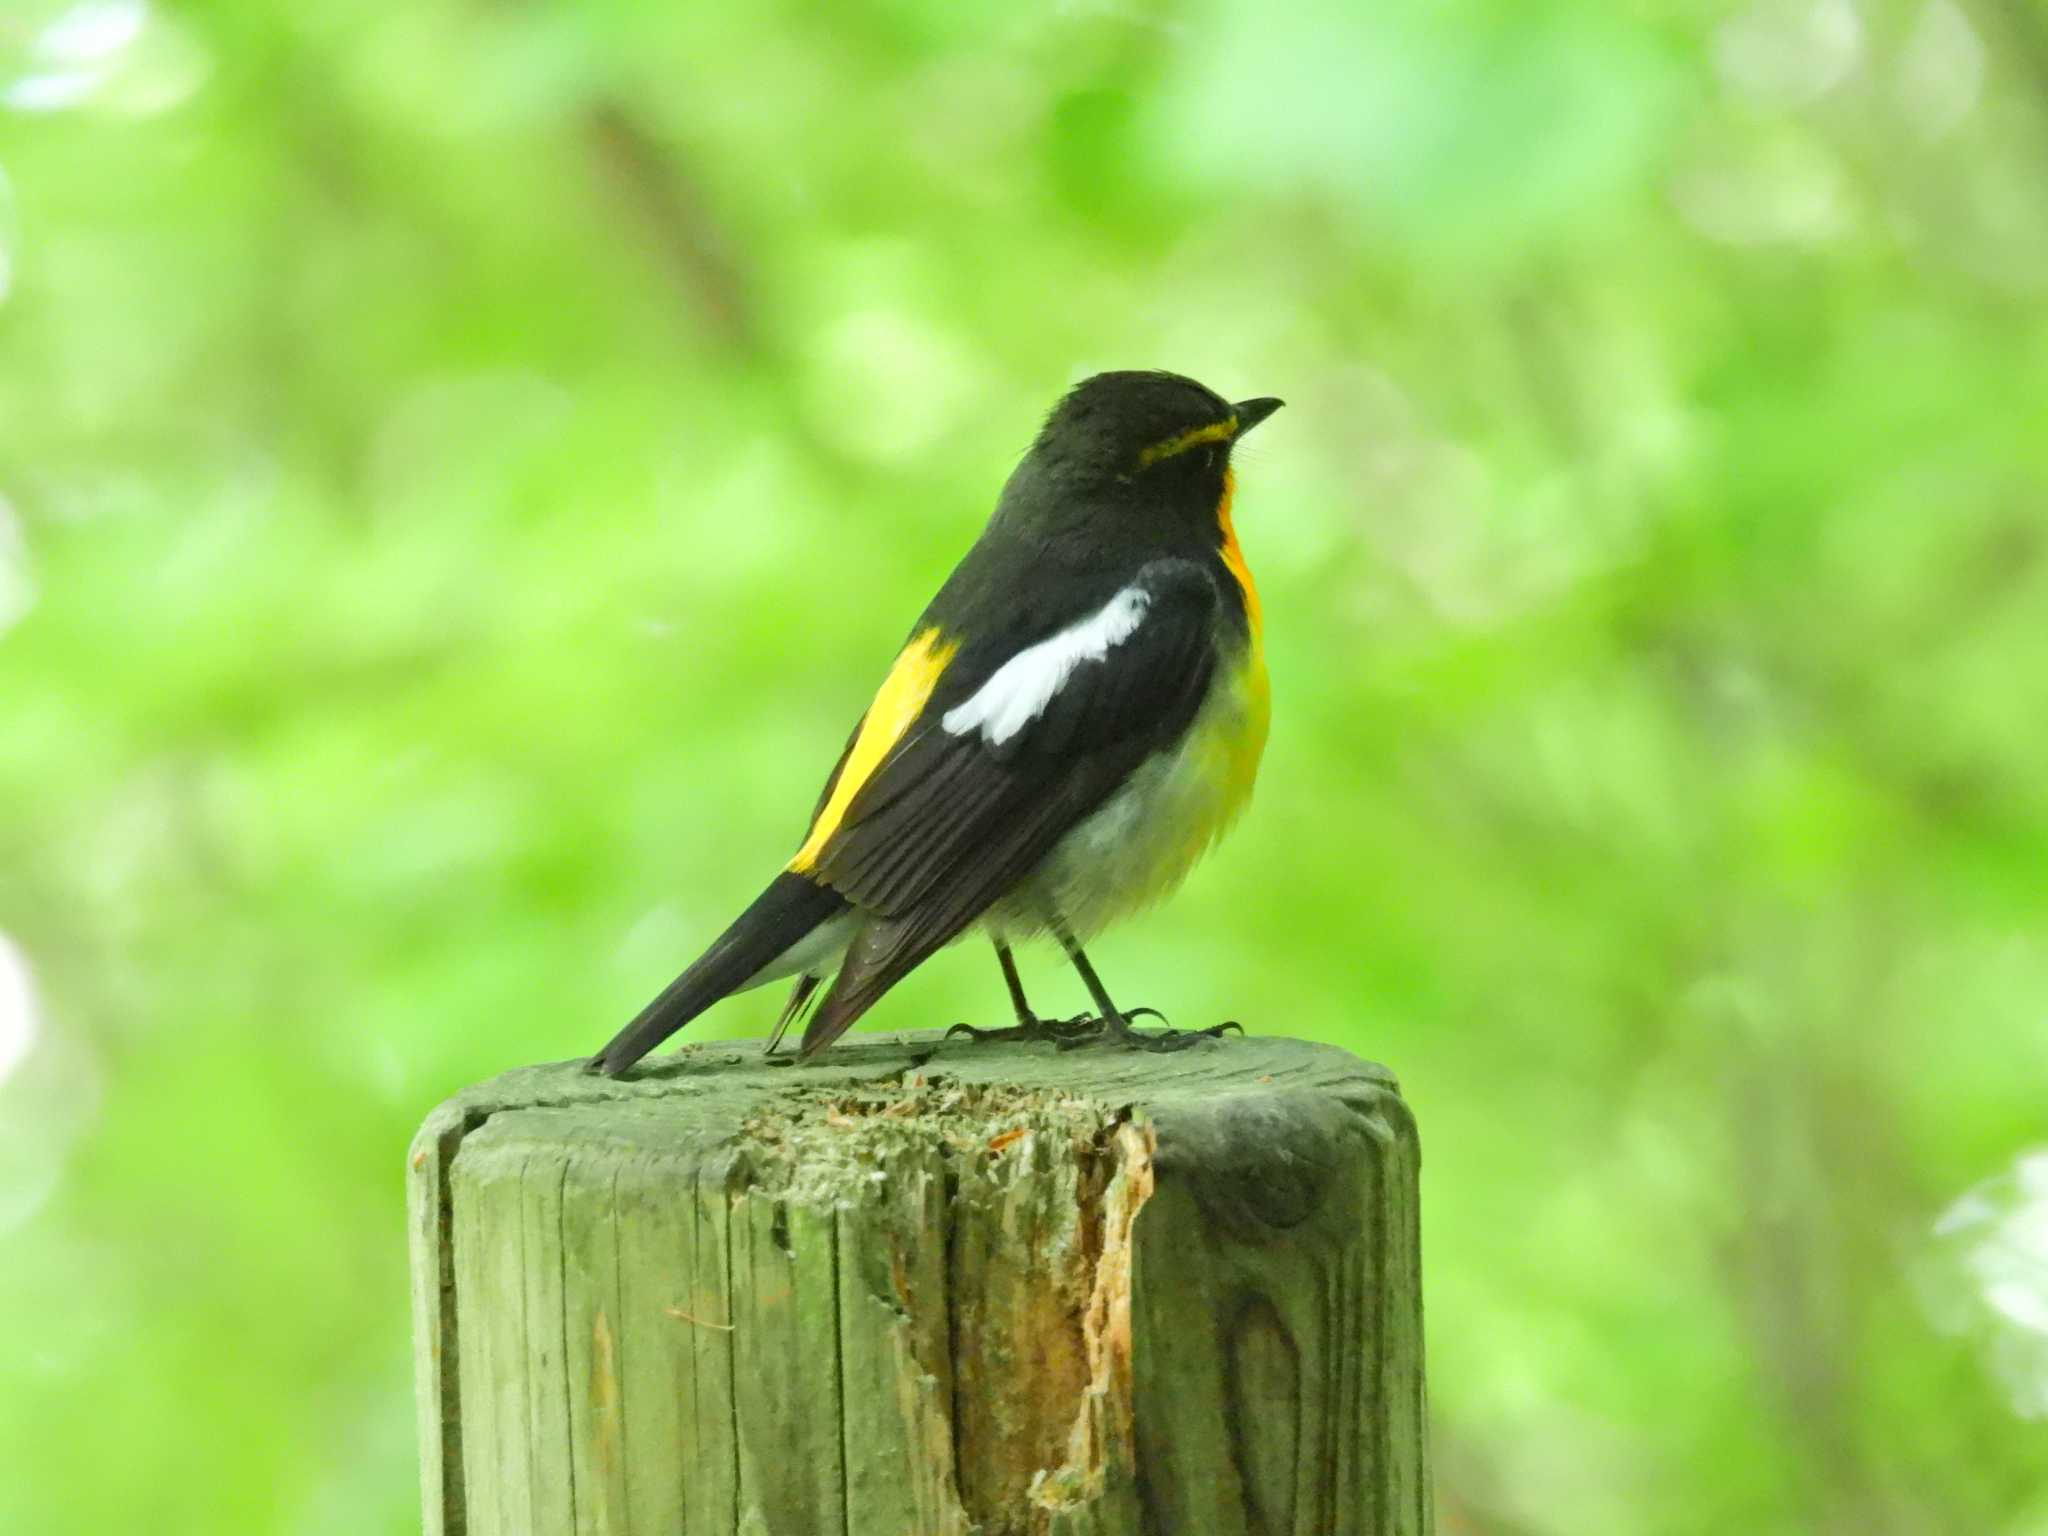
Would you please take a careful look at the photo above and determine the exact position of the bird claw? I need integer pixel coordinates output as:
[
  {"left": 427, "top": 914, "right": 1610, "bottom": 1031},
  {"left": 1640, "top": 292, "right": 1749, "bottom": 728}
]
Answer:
[
  {"left": 946, "top": 1013, "right": 1102, "bottom": 1047},
  {"left": 1056, "top": 1011, "right": 1244, "bottom": 1052},
  {"left": 1131, "top": 1019, "right": 1244, "bottom": 1052}
]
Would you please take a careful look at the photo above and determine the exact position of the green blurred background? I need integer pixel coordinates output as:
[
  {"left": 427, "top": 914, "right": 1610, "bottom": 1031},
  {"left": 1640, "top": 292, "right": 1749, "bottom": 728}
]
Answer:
[{"left": 4, "top": 0, "right": 2047, "bottom": 1529}]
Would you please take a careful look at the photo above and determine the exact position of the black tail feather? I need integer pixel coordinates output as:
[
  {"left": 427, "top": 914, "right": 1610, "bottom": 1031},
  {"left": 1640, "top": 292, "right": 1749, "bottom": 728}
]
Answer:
[
  {"left": 765, "top": 973, "right": 823, "bottom": 1056},
  {"left": 590, "top": 873, "right": 848, "bottom": 1076}
]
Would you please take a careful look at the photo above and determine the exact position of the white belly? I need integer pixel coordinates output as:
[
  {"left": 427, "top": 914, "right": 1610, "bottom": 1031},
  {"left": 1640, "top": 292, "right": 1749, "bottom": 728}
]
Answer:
[{"left": 992, "top": 650, "right": 1269, "bottom": 942}]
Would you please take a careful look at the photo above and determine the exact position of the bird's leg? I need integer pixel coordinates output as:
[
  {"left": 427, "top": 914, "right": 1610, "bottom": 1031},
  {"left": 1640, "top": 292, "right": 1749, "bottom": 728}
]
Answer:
[
  {"left": 945, "top": 940, "right": 1100, "bottom": 1045},
  {"left": 1051, "top": 920, "right": 1242, "bottom": 1052}
]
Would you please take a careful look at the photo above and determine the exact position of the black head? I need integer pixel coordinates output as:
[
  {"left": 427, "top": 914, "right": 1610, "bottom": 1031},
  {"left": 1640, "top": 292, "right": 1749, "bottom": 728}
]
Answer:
[{"left": 997, "top": 370, "right": 1283, "bottom": 548}]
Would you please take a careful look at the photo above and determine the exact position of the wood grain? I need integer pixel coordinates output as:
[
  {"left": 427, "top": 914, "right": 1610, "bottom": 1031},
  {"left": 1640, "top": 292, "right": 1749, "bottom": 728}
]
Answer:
[{"left": 407, "top": 1030, "right": 1428, "bottom": 1535}]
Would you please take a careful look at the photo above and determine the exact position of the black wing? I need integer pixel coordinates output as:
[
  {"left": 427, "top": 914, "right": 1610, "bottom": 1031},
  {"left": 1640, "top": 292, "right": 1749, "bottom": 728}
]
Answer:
[{"left": 798, "top": 557, "right": 1222, "bottom": 1052}]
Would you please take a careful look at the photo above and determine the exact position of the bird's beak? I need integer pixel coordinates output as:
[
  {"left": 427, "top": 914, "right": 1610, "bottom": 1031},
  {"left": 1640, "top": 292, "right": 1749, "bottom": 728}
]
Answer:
[{"left": 1233, "top": 397, "right": 1285, "bottom": 437}]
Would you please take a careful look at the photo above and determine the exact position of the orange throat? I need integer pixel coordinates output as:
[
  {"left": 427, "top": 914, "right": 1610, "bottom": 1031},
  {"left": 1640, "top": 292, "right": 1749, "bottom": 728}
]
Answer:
[{"left": 1217, "top": 468, "right": 1261, "bottom": 637}]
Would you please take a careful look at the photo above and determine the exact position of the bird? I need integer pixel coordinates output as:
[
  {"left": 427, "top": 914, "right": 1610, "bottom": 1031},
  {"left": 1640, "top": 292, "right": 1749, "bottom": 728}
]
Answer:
[{"left": 589, "top": 370, "right": 1280, "bottom": 1075}]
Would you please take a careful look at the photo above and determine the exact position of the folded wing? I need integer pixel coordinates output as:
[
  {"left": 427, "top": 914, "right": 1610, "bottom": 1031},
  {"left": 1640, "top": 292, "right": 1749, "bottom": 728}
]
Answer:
[{"left": 796, "top": 557, "right": 1222, "bottom": 1053}]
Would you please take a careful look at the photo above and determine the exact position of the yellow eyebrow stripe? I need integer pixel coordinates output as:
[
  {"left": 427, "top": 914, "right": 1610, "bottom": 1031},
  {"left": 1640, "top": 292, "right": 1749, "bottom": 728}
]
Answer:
[
  {"left": 788, "top": 627, "right": 957, "bottom": 872},
  {"left": 1137, "top": 416, "right": 1237, "bottom": 468}
]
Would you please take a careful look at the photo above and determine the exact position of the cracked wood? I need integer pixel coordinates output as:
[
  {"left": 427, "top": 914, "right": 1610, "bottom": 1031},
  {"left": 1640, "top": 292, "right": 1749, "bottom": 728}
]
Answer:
[{"left": 407, "top": 1031, "right": 1429, "bottom": 1535}]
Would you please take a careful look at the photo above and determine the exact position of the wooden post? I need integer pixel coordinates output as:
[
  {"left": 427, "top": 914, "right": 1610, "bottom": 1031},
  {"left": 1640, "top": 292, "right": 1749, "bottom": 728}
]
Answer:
[{"left": 408, "top": 1031, "right": 1428, "bottom": 1536}]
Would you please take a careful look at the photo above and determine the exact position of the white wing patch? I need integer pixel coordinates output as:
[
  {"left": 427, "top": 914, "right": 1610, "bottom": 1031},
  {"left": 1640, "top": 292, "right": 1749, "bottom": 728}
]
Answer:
[{"left": 943, "top": 585, "right": 1152, "bottom": 747}]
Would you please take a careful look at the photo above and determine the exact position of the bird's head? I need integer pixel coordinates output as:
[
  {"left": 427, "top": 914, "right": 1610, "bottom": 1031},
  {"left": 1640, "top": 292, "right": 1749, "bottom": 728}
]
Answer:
[{"left": 1000, "top": 370, "right": 1283, "bottom": 549}]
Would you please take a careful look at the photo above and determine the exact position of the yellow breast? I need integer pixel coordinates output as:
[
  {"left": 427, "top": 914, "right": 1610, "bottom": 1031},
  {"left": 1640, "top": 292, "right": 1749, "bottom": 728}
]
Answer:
[{"left": 1210, "top": 466, "right": 1269, "bottom": 830}]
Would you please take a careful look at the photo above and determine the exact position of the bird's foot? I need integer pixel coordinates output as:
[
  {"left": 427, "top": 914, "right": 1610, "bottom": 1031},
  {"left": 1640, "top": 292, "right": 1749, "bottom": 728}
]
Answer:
[
  {"left": 945, "top": 1012, "right": 1102, "bottom": 1047},
  {"left": 1056, "top": 1008, "right": 1244, "bottom": 1052}
]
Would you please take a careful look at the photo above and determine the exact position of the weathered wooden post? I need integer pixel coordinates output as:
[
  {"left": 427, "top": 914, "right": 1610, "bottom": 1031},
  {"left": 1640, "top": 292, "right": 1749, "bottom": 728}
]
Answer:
[{"left": 408, "top": 1031, "right": 1427, "bottom": 1535}]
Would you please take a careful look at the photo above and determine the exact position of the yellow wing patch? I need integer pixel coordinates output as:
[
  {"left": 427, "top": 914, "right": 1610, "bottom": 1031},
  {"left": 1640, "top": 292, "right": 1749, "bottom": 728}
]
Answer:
[{"left": 789, "top": 627, "right": 957, "bottom": 872}]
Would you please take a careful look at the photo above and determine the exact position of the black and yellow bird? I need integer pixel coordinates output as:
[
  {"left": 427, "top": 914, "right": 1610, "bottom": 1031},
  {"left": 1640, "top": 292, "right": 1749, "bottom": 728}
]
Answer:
[{"left": 590, "top": 371, "right": 1280, "bottom": 1075}]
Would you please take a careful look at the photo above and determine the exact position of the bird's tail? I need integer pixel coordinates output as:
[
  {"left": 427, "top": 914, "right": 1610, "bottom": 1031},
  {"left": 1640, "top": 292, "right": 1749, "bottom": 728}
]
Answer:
[{"left": 590, "top": 873, "right": 849, "bottom": 1076}]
